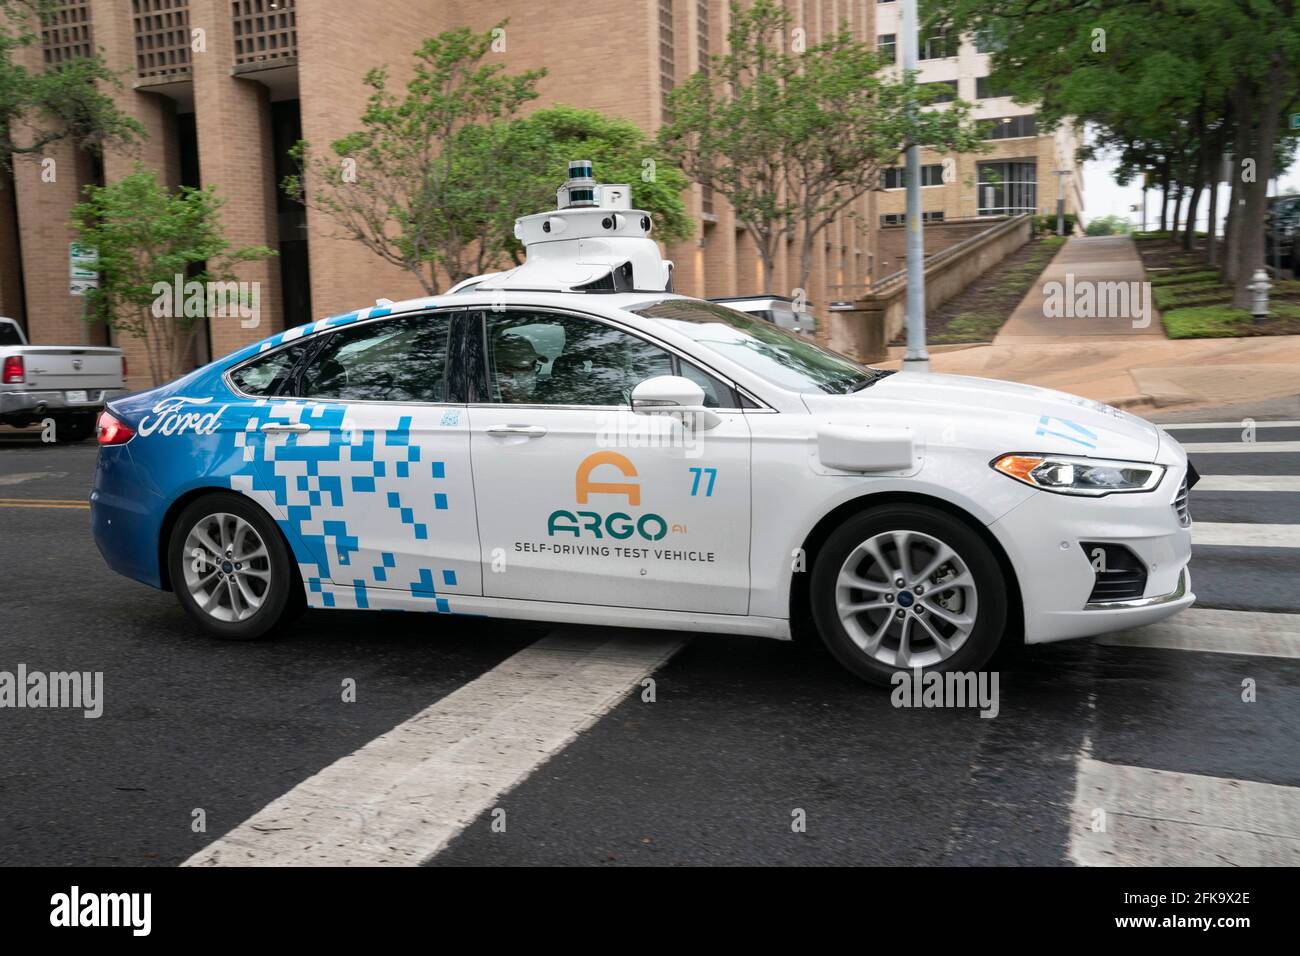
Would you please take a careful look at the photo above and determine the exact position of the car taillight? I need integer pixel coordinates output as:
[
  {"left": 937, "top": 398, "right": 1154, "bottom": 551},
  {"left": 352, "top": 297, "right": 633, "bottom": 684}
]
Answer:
[
  {"left": 2, "top": 355, "right": 23, "bottom": 384},
  {"left": 97, "top": 410, "right": 134, "bottom": 446},
  {"left": 121, "top": 354, "right": 128, "bottom": 380}
]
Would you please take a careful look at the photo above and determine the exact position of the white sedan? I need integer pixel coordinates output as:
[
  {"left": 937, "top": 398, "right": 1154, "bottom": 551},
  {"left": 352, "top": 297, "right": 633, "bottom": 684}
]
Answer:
[{"left": 90, "top": 165, "right": 1194, "bottom": 685}]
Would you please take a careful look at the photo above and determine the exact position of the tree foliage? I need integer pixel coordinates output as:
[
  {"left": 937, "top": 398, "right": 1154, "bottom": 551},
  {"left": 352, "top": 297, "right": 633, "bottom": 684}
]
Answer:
[
  {"left": 930, "top": 0, "right": 1300, "bottom": 305},
  {"left": 72, "top": 169, "right": 275, "bottom": 387},
  {"left": 0, "top": 0, "right": 142, "bottom": 167},
  {"left": 659, "top": 0, "right": 983, "bottom": 295},
  {"left": 283, "top": 23, "right": 545, "bottom": 294}
]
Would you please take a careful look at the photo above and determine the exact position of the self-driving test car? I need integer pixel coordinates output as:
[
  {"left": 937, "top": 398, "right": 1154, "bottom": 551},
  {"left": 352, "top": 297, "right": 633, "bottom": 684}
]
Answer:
[{"left": 90, "top": 162, "right": 1196, "bottom": 684}]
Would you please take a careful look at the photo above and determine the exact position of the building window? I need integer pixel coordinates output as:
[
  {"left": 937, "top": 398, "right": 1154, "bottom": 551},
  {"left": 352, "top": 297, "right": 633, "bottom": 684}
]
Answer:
[
  {"left": 232, "top": 0, "right": 298, "bottom": 68},
  {"left": 877, "top": 33, "right": 896, "bottom": 64},
  {"left": 697, "top": 0, "right": 710, "bottom": 74},
  {"left": 132, "top": 0, "right": 192, "bottom": 79},
  {"left": 918, "top": 30, "right": 959, "bottom": 60},
  {"left": 881, "top": 212, "right": 944, "bottom": 226},
  {"left": 976, "top": 75, "right": 1011, "bottom": 99},
  {"left": 659, "top": 0, "right": 676, "bottom": 120},
  {"left": 41, "top": 1, "right": 94, "bottom": 65},
  {"left": 975, "top": 28, "right": 1005, "bottom": 54},
  {"left": 923, "top": 80, "right": 959, "bottom": 104},
  {"left": 981, "top": 114, "right": 1037, "bottom": 139},
  {"left": 882, "top": 164, "right": 944, "bottom": 190},
  {"left": 978, "top": 161, "right": 1037, "bottom": 215}
]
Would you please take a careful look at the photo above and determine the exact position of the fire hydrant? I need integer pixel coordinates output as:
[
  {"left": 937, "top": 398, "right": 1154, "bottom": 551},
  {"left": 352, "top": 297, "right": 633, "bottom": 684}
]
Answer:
[{"left": 1249, "top": 269, "right": 1272, "bottom": 318}]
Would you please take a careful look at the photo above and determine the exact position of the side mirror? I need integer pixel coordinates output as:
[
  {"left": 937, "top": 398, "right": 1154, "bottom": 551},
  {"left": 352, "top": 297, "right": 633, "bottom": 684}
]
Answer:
[{"left": 630, "top": 375, "right": 721, "bottom": 429}]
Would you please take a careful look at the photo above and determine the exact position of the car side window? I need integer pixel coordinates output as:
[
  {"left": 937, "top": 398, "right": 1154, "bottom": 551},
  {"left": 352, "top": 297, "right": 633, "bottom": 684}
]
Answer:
[
  {"left": 229, "top": 340, "right": 313, "bottom": 397},
  {"left": 484, "top": 310, "right": 673, "bottom": 406},
  {"left": 297, "top": 313, "right": 450, "bottom": 403},
  {"left": 678, "top": 360, "right": 738, "bottom": 409}
]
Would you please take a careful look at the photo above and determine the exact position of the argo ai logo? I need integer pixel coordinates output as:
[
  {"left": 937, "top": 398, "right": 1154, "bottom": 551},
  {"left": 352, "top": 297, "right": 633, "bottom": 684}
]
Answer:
[
  {"left": 137, "top": 396, "right": 226, "bottom": 437},
  {"left": 548, "top": 451, "right": 669, "bottom": 541}
]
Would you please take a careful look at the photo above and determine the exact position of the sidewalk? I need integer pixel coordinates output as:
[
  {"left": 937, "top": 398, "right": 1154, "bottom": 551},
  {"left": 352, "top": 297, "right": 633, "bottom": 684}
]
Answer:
[{"left": 881, "top": 235, "right": 1300, "bottom": 411}]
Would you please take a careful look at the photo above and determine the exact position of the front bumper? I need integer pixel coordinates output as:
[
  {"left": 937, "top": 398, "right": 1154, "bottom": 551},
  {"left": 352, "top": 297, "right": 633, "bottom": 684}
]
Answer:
[
  {"left": 0, "top": 388, "right": 127, "bottom": 417},
  {"left": 989, "top": 461, "right": 1195, "bottom": 645}
]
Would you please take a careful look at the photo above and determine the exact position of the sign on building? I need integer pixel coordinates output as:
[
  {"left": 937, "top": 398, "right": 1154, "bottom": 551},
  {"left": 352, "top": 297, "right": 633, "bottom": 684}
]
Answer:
[{"left": 69, "top": 242, "right": 99, "bottom": 297}]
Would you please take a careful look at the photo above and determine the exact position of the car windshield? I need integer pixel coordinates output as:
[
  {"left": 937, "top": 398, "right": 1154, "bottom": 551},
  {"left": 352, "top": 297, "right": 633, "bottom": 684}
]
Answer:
[
  {"left": 0, "top": 323, "right": 22, "bottom": 346},
  {"left": 630, "top": 298, "right": 878, "bottom": 394}
]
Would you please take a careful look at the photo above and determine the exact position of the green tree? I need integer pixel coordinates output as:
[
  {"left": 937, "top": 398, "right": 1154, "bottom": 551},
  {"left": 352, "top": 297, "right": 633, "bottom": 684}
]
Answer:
[
  {"left": 283, "top": 23, "right": 544, "bottom": 295},
  {"left": 443, "top": 105, "right": 692, "bottom": 279},
  {"left": 72, "top": 169, "right": 276, "bottom": 387},
  {"left": 931, "top": 0, "right": 1300, "bottom": 307},
  {"left": 659, "top": 0, "right": 983, "bottom": 295},
  {"left": 1085, "top": 214, "right": 1132, "bottom": 236},
  {"left": 0, "top": 0, "right": 142, "bottom": 167}
]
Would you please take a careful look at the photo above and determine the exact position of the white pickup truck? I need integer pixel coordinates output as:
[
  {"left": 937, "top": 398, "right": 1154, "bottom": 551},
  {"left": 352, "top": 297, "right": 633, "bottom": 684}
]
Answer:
[{"left": 0, "top": 316, "right": 128, "bottom": 443}]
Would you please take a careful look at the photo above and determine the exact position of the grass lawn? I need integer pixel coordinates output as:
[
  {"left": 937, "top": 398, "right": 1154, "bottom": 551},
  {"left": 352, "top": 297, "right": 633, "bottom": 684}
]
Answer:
[
  {"left": 1134, "top": 236, "right": 1300, "bottom": 337},
  {"left": 916, "top": 236, "right": 1067, "bottom": 345}
]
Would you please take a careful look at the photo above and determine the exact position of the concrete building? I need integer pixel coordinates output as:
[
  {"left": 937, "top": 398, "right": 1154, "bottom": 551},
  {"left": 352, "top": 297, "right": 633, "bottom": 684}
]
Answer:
[
  {"left": 872, "top": 0, "right": 1084, "bottom": 277},
  {"left": 1, "top": 1, "right": 1079, "bottom": 388}
]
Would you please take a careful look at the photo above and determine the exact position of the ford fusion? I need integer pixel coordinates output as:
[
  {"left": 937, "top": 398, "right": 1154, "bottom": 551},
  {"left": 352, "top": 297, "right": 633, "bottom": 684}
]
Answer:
[{"left": 90, "top": 164, "right": 1195, "bottom": 685}]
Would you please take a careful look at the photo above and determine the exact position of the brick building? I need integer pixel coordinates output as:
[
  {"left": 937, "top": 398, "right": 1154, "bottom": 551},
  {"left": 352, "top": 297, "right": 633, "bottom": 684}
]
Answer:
[{"left": 0, "top": 1, "right": 1081, "bottom": 389}]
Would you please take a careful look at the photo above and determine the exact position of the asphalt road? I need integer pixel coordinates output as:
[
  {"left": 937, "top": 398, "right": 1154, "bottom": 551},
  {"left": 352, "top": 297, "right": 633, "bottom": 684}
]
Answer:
[{"left": 0, "top": 411, "right": 1296, "bottom": 866}]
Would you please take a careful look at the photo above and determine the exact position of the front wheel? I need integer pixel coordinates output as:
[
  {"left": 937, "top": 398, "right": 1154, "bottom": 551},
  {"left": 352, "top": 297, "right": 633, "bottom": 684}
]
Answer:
[
  {"left": 167, "top": 492, "right": 303, "bottom": 641},
  {"left": 810, "top": 504, "right": 1009, "bottom": 685}
]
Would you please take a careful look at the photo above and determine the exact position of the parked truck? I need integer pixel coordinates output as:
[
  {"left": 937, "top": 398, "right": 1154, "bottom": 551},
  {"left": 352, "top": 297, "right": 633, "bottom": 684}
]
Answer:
[{"left": 0, "top": 317, "right": 128, "bottom": 443}]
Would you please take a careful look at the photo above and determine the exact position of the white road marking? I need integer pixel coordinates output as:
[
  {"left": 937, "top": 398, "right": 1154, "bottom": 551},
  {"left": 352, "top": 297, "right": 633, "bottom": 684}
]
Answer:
[
  {"left": 1194, "top": 474, "right": 1300, "bottom": 492},
  {"left": 1098, "top": 608, "right": 1300, "bottom": 658},
  {"left": 0, "top": 471, "right": 64, "bottom": 486},
  {"left": 1069, "top": 757, "right": 1300, "bottom": 866},
  {"left": 1180, "top": 440, "right": 1300, "bottom": 453},
  {"left": 1160, "top": 420, "right": 1300, "bottom": 430},
  {"left": 184, "top": 630, "right": 685, "bottom": 866},
  {"left": 1193, "top": 522, "right": 1300, "bottom": 548}
]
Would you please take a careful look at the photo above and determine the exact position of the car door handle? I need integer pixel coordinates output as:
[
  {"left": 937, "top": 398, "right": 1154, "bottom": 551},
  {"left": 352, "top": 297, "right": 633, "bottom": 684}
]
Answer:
[
  {"left": 261, "top": 422, "right": 311, "bottom": 433},
  {"left": 485, "top": 424, "right": 547, "bottom": 438}
]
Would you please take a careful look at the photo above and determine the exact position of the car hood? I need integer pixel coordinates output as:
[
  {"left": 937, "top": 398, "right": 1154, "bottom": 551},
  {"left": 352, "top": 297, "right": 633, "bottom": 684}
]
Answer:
[{"left": 802, "top": 371, "right": 1162, "bottom": 463}]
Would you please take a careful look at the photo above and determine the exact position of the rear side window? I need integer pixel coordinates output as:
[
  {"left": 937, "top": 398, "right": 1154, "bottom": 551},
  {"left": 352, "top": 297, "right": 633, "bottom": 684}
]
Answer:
[
  {"left": 229, "top": 341, "right": 312, "bottom": 396},
  {"left": 298, "top": 313, "right": 451, "bottom": 403}
]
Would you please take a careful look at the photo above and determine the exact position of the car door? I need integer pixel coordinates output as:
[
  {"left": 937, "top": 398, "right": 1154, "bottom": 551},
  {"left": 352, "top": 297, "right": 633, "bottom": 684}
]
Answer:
[
  {"left": 231, "top": 309, "right": 481, "bottom": 610},
  {"left": 466, "top": 307, "right": 752, "bottom": 614}
]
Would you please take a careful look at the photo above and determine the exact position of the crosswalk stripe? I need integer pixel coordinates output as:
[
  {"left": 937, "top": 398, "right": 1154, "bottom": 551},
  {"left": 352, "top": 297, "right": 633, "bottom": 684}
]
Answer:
[
  {"left": 1098, "top": 608, "right": 1300, "bottom": 658},
  {"left": 1181, "top": 440, "right": 1300, "bottom": 453},
  {"left": 1194, "top": 474, "right": 1300, "bottom": 492},
  {"left": 1193, "top": 522, "right": 1300, "bottom": 547},
  {"left": 1069, "top": 757, "right": 1300, "bottom": 866},
  {"left": 184, "top": 630, "right": 685, "bottom": 867},
  {"left": 1160, "top": 420, "right": 1300, "bottom": 430}
]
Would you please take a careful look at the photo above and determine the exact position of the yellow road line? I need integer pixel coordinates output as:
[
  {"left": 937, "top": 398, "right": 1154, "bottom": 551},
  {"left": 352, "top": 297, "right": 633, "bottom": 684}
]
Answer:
[{"left": 0, "top": 498, "right": 89, "bottom": 509}]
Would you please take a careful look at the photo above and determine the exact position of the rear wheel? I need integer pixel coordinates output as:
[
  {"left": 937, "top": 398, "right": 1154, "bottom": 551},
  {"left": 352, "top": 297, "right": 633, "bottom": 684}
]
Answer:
[
  {"left": 810, "top": 504, "right": 1008, "bottom": 685},
  {"left": 167, "top": 492, "right": 302, "bottom": 640}
]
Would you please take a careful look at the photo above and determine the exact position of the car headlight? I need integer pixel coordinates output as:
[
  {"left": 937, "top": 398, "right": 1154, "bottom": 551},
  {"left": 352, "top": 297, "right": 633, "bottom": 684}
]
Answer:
[{"left": 991, "top": 453, "right": 1165, "bottom": 496}]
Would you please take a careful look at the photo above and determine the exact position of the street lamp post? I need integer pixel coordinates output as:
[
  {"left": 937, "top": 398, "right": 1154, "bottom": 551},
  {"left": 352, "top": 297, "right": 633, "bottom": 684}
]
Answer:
[{"left": 901, "top": 0, "right": 929, "bottom": 373}]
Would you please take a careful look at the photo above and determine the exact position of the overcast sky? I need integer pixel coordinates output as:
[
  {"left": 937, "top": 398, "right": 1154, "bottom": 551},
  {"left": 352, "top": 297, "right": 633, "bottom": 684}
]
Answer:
[{"left": 1081, "top": 126, "right": 1300, "bottom": 230}]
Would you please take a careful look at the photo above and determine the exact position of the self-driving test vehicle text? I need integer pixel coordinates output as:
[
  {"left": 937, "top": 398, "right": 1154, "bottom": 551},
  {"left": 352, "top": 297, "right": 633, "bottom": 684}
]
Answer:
[{"left": 91, "top": 162, "right": 1196, "bottom": 684}]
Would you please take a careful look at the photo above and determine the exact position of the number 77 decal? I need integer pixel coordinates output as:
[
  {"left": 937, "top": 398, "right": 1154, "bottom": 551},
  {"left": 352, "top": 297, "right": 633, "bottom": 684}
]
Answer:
[
  {"left": 688, "top": 466, "right": 718, "bottom": 497},
  {"left": 1035, "top": 415, "right": 1097, "bottom": 450}
]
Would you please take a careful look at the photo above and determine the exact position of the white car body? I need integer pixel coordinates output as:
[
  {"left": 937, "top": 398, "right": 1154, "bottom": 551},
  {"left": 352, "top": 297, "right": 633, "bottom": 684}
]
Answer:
[
  {"left": 255, "top": 287, "right": 1192, "bottom": 647},
  {"left": 95, "top": 163, "right": 1195, "bottom": 681}
]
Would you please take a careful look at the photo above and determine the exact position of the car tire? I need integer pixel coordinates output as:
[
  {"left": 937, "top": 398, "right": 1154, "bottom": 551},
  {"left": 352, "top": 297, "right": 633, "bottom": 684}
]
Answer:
[
  {"left": 810, "top": 504, "right": 1009, "bottom": 686},
  {"left": 54, "top": 416, "right": 96, "bottom": 444},
  {"left": 167, "top": 492, "right": 303, "bottom": 641}
]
